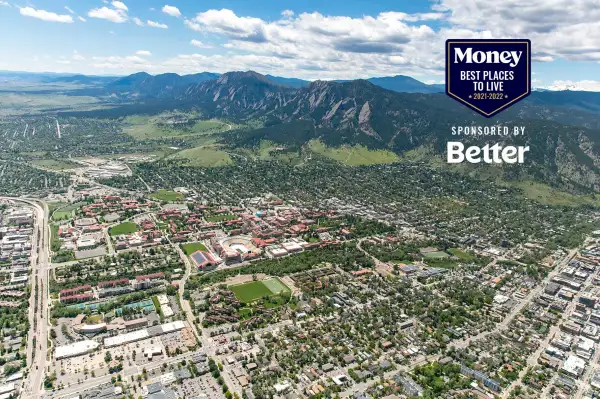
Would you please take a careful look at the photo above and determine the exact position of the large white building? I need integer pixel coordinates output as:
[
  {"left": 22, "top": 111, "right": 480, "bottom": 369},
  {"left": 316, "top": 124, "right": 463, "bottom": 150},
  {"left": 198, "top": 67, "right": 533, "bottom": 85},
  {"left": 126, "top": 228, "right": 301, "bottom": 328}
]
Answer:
[
  {"left": 55, "top": 340, "right": 100, "bottom": 360},
  {"left": 562, "top": 355, "right": 586, "bottom": 377}
]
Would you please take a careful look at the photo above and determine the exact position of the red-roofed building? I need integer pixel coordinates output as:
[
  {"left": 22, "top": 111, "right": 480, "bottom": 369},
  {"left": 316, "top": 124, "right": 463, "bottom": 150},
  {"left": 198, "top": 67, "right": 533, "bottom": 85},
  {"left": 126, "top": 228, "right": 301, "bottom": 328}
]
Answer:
[
  {"left": 190, "top": 250, "right": 215, "bottom": 269},
  {"left": 135, "top": 272, "right": 164, "bottom": 281},
  {"left": 98, "top": 278, "right": 129, "bottom": 288},
  {"left": 252, "top": 238, "right": 268, "bottom": 248},
  {"left": 60, "top": 293, "right": 94, "bottom": 304},
  {"left": 352, "top": 269, "right": 371, "bottom": 277},
  {"left": 60, "top": 285, "right": 92, "bottom": 298}
]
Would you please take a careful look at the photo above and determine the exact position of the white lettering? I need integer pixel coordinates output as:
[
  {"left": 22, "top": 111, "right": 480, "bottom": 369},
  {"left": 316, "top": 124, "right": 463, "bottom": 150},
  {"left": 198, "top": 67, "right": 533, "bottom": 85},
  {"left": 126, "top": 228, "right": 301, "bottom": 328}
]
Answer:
[
  {"left": 447, "top": 142, "right": 465, "bottom": 163},
  {"left": 446, "top": 142, "right": 529, "bottom": 164},
  {"left": 454, "top": 47, "right": 523, "bottom": 67}
]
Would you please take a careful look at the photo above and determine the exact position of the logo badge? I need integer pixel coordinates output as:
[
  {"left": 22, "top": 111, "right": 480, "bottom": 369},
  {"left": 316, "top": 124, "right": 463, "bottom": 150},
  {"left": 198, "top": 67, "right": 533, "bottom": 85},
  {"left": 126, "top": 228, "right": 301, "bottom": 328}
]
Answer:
[{"left": 446, "top": 39, "right": 531, "bottom": 118}]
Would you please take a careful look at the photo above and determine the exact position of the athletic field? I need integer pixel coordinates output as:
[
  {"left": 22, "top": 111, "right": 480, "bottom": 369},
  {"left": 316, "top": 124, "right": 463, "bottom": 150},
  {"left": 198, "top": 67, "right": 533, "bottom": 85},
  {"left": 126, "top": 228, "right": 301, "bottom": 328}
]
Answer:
[{"left": 230, "top": 278, "right": 290, "bottom": 303}]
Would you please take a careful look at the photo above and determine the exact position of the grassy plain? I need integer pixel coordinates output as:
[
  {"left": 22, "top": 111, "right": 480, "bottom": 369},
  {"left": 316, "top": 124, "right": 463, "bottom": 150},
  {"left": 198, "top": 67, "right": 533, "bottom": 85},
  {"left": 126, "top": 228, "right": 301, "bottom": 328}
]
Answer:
[
  {"left": 205, "top": 214, "right": 237, "bottom": 222},
  {"left": 507, "top": 181, "right": 600, "bottom": 207},
  {"left": 169, "top": 145, "right": 233, "bottom": 167},
  {"left": 31, "top": 159, "right": 78, "bottom": 171},
  {"left": 0, "top": 92, "right": 101, "bottom": 115},
  {"left": 308, "top": 140, "right": 400, "bottom": 165},
  {"left": 109, "top": 222, "right": 138, "bottom": 236},
  {"left": 123, "top": 114, "right": 231, "bottom": 140},
  {"left": 150, "top": 189, "right": 183, "bottom": 202}
]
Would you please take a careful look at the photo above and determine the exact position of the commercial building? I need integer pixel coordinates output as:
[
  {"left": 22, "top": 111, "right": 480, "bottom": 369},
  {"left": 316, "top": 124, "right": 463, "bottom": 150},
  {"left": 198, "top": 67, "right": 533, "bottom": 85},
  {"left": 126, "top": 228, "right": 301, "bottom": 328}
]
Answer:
[
  {"left": 104, "top": 320, "right": 185, "bottom": 347},
  {"left": 561, "top": 355, "right": 585, "bottom": 378},
  {"left": 55, "top": 340, "right": 100, "bottom": 360}
]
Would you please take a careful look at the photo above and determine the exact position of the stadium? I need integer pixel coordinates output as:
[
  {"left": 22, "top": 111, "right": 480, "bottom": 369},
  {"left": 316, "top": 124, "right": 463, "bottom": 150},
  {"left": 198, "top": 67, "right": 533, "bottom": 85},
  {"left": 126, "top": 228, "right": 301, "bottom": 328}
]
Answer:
[{"left": 211, "top": 235, "right": 261, "bottom": 263}]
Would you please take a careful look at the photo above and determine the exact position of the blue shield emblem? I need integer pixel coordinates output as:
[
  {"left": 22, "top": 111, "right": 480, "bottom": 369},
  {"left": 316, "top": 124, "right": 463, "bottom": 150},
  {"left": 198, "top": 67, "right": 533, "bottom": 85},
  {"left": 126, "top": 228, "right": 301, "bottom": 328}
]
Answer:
[{"left": 446, "top": 39, "right": 531, "bottom": 118}]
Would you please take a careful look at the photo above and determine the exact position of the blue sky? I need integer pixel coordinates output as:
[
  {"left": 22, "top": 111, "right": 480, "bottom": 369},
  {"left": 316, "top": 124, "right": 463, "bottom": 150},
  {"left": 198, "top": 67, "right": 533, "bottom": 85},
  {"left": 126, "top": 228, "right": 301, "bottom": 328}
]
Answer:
[{"left": 1, "top": 0, "right": 599, "bottom": 90}]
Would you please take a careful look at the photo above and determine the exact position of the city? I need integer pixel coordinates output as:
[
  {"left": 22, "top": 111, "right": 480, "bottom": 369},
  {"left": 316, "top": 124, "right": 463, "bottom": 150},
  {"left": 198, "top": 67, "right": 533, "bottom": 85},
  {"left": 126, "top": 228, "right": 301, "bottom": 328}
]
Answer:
[
  {"left": 1, "top": 1, "right": 600, "bottom": 398},
  {"left": 1, "top": 168, "right": 600, "bottom": 398}
]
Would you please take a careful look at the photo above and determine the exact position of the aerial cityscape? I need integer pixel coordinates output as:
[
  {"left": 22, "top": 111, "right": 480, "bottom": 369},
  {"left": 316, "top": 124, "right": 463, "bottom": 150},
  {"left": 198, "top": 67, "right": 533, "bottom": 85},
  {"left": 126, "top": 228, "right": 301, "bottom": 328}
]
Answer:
[{"left": 1, "top": 1, "right": 600, "bottom": 399}]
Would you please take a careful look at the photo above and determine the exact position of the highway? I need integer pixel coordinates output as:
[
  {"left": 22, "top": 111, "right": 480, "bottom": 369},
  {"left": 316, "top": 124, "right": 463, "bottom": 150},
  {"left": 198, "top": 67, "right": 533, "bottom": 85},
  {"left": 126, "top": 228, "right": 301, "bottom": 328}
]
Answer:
[{"left": 1, "top": 197, "right": 51, "bottom": 398}]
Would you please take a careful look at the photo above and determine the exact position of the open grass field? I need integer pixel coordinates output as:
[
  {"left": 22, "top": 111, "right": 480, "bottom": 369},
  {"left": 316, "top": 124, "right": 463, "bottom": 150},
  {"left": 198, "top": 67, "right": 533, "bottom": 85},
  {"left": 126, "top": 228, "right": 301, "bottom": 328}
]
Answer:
[
  {"left": 262, "top": 278, "right": 288, "bottom": 295},
  {"left": 169, "top": 145, "right": 233, "bottom": 167},
  {"left": 423, "top": 251, "right": 450, "bottom": 259},
  {"left": 50, "top": 223, "right": 62, "bottom": 252},
  {"left": 308, "top": 140, "right": 400, "bottom": 166},
  {"left": 448, "top": 248, "right": 476, "bottom": 261},
  {"left": 229, "top": 278, "right": 291, "bottom": 303},
  {"left": 150, "top": 189, "right": 183, "bottom": 202},
  {"left": 236, "top": 140, "right": 302, "bottom": 163},
  {"left": 48, "top": 202, "right": 67, "bottom": 216},
  {"left": 182, "top": 242, "right": 208, "bottom": 255},
  {"left": 31, "top": 159, "right": 78, "bottom": 171},
  {"left": 52, "top": 210, "right": 73, "bottom": 221},
  {"left": 205, "top": 214, "right": 237, "bottom": 222},
  {"left": 109, "top": 221, "right": 138, "bottom": 236},
  {"left": 506, "top": 181, "right": 600, "bottom": 207},
  {"left": 51, "top": 202, "right": 84, "bottom": 221},
  {"left": 123, "top": 114, "right": 232, "bottom": 140},
  {"left": 0, "top": 92, "right": 101, "bottom": 116}
]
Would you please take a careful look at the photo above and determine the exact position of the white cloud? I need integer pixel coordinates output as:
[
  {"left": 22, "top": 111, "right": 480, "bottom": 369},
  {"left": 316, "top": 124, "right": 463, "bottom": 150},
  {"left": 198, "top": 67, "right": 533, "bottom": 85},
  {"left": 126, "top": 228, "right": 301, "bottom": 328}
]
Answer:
[
  {"left": 136, "top": 50, "right": 152, "bottom": 56},
  {"left": 147, "top": 20, "right": 168, "bottom": 29},
  {"left": 90, "top": 54, "right": 153, "bottom": 71},
  {"left": 20, "top": 7, "right": 74, "bottom": 23},
  {"left": 111, "top": 1, "right": 128, "bottom": 12},
  {"left": 72, "top": 51, "right": 85, "bottom": 61},
  {"left": 181, "top": 8, "right": 441, "bottom": 78},
  {"left": 56, "top": 60, "right": 71, "bottom": 64},
  {"left": 125, "top": 55, "right": 147, "bottom": 63},
  {"left": 64, "top": 6, "right": 74, "bottom": 14},
  {"left": 162, "top": 5, "right": 181, "bottom": 17},
  {"left": 190, "top": 39, "right": 213, "bottom": 49},
  {"left": 184, "top": 19, "right": 203, "bottom": 32},
  {"left": 435, "top": 0, "right": 600, "bottom": 62},
  {"left": 14, "top": 1, "right": 600, "bottom": 81},
  {"left": 88, "top": 6, "right": 128, "bottom": 23},
  {"left": 0, "top": 1, "right": 11, "bottom": 7},
  {"left": 545, "top": 80, "right": 600, "bottom": 91},
  {"left": 189, "top": 9, "right": 268, "bottom": 42},
  {"left": 78, "top": 16, "right": 86, "bottom": 22}
]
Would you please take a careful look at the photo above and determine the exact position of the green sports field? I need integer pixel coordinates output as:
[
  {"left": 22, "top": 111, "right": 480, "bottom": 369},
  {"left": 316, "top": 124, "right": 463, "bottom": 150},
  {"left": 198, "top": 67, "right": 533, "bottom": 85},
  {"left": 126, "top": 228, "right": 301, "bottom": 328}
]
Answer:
[
  {"left": 229, "top": 278, "right": 290, "bottom": 303},
  {"left": 182, "top": 242, "right": 208, "bottom": 255},
  {"left": 109, "top": 221, "right": 138, "bottom": 236}
]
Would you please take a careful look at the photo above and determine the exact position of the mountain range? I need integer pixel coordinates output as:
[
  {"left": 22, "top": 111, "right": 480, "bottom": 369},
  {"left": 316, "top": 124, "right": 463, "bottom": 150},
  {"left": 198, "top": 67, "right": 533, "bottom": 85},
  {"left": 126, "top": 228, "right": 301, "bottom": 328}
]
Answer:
[
  {"left": 49, "top": 69, "right": 600, "bottom": 193},
  {"left": 36, "top": 70, "right": 445, "bottom": 97}
]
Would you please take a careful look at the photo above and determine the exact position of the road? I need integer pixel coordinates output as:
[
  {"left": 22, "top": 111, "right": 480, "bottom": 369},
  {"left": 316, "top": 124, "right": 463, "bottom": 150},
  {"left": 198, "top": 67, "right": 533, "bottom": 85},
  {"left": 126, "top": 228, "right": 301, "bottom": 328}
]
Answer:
[
  {"left": 451, "top": 247, "right": 577, "bottom": 351},
  {"left": 171, "top": 237, "right": 202, "bottom": 344},
  {"left": 499, "top": 247, "right": 579, "bottom": 398},
  {"left": 1, "top": 197, "right": 51, "bottom": 398}
]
